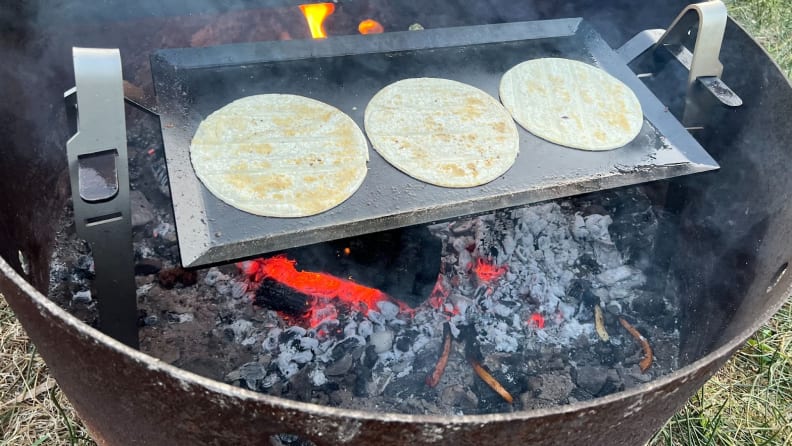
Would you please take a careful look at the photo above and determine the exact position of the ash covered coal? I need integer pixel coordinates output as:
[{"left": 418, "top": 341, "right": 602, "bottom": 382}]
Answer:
[
  {"left": 204, "top": 197, "right": 679, "bottom": 414},
  {"left": 49, "top": 172, "right": 681, "bottom": 414}
]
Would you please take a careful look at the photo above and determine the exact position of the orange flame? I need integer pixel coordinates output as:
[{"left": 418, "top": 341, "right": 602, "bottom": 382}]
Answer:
[
  {"left": 358, "top": 19, "right": 384, "bottom": 35},
  {"left": 474, "top": 257, "right": 508, "bottom": 283},
  {"left": 240, "top": 256, "right": 410, "bottom": 328},
  {"left": 299, "top": 3, "right": 335, "bottom": 39}
]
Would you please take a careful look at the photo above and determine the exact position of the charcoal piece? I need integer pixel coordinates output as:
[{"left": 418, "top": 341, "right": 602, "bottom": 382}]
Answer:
[
  {"left": 582, "top": 204, "right": 608, "bottom": 216},
  {"left": 236, "top": 362, "right": 267, "bottom": 390},
  {"left": 255, "top": 278, "right": 311, "bottom": 317},
  {"left": 270, "top": 434, "right": 317, "bottom": 446},
  {"left": 600, "top": 369, "right": 625, "bottom": 395},
  {"left": 137, "top": 309, "right": 148, "bottom": 327},
  {"left": 329, "top": 389, "right": 353, "bottom": 407},
  {"left": 575, "top": 253, "right": 601, "bottom": 274},
  {"left": 526, "top": 375, "right": 543, "bottom": 396},
  {"left": 362, "top": 345, "right": 378, "bottom": 369},
  {"left": 289, "top": 366, "right": 314, "bottom": 402},
  {"left": 569, "top": 386, "right": 595, "bottom": 401},
  {"left": 325, "top": 353, "right": 355, "bottom": 376},
  {"left": 130, "top": 190, "right": 156, "bottom": 227},
  {"left": 75, "top": 254, "right": 95, "bottom": 278},
  {"left": 519, "top": 393, "right": 557, "bottom": 411},
  {"left": 534, "top": 372, "right": 574, "bottom": 403},
  {"left": 566, "top": 279, "right": 599, "bottom": 306},
  {"left": 394, "top": 334, "right": 413, "bottom": 353},
  {"left": 135, "top": 258, "right": 162, "bottom": 275},
  {"left": 439, "top": 384, "right": 478, "bottom": 410},
  {"left": 594, "top": 342, "right": 623, "bottom": 366},
  {"left": 460, "top": 324, "right": 483, "bottom": 363},
  {"left": 158, "top": 267, "right": 198, "bottom": 288},
  {"left": 331, "top": 337, "right": 363, "bottom": 362},
  {"left": 572, "top": 365, "right": 609, "bottom": 396},
  {"left": 353, "top": 367, "right": 371, "bottom": 397}
]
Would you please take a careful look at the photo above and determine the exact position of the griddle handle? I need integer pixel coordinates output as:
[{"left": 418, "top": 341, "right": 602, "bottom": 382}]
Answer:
[
  {"left": 653, "top": 0, "right": 727, "bottom": 88},
  {"left": 64, "top": 47, "right": 139, "bottom": 348}
]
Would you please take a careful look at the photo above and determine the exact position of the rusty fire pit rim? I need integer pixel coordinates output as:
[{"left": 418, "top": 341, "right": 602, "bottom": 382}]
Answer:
[{"left": 4, "top": 257, "right": 790, "bottom": 426}]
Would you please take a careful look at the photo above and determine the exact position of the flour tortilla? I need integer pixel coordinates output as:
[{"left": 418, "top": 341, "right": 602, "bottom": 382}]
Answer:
[
  {"left": 499, "top": 58, "right": 643, "bottom": 151},
  {"left": 190, "top": 94, "right": 369, "bottom": 217},
  {"left": 364, "top": 78, "right": 519, "bottom": 188}
]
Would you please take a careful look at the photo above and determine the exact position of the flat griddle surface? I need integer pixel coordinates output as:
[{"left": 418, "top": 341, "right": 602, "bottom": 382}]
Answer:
[{"left": 152, "top": 18, "right": 718, "bottom": 267}]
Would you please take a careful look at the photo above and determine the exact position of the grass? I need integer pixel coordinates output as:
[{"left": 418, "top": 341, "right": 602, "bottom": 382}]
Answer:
[
  {"left": 0, "top": 295, "right": 95, "bottom": 446},
  {"left": 726, "top": 0, "right": 792, "bottom": 79},
  {"left": 1, "top": 1, "right": 792, "bottom": 445}
]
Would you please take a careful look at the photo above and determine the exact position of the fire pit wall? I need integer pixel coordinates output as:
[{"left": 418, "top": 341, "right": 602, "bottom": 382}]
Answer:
[{"left": 2, "top": 1, "right": 792, "bottom": 445}]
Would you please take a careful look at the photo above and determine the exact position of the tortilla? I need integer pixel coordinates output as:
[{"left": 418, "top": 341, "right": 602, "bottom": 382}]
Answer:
[
  {"left": 499, "top": 58, "right": 643, "bottom": 151},
  {"left": 190, "top": 94, "right": 368, "bottom": 217},
  {"left": 364, "top": 78, "right": 519, "bottom": 188}
]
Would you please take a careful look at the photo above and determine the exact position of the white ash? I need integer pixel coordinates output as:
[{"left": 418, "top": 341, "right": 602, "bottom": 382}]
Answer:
[
  {"left": 230, "top": 281, "right": 248, "bottom": 299},
  {"left": 152, "top": 222, "right": 176, "bottom": 242},
  {"left": 226, "top": 319, "right": 255, "bottom": 344},
  {"left": 136, "top": 283, "right": 154, "bottom": 298},
  {"left": 431, "top": 203, "right": 649, "bottom": 353},
  {"left": 203, "top": 267, "right": 230, "bottom": 286},
  {"left": 168, "top": 312, "right": 194, "bottom": 324},
  {"left": 72, "top": 289, "right": 92, "bottom": 303},
  {"left": 369, "top": 330, "right": 394, "bottom": 353}
]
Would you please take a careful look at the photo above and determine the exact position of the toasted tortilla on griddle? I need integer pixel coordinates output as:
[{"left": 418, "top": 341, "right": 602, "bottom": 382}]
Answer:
[
  {"left": 499, "top": 58, "right": 643, "bottom": 151},
  {"left": 364, "top": 78, "right": 520, "bottom": 188},
  {"left": 190, "top": 94, "right": 369, "bottom": 217}
]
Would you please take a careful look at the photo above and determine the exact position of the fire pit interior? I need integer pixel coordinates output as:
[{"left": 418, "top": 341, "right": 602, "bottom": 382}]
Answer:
[
  {"left": 40, "top": 0, "right": 718, "bottom": 417},
  {"left": 49, "top": 151, "right": 685, "bottom": 415},
  {"left": 4, "top": 0, "right": 792, "bottom": 444}
]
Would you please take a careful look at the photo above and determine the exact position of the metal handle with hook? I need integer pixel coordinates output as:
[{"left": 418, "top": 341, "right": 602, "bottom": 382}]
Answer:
[{"left": 618, "top": 0, "right": 742, "bottom": 112}]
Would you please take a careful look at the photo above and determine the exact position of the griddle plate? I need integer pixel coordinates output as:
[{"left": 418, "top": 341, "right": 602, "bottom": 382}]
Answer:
[{"left": 151, "top": 18, "right": 718, "bottom": 267}]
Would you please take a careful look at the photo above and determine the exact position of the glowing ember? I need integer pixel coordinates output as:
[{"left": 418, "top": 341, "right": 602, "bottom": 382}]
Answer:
[
  {"left": 298, "top": 3, "right": 335, "bottom": 39},
  {"left": 358, "top": 19, "right": 384, "bottom": 35},
  {"left": 474, "top": 257, "right": 507, "bottom": 283},
  {"left": 427, "top": 277, "right": 449, "bottom": 310},
  {"left": 528, "top": 313, "right": 546, "bottom": 329},
  {"left": 240, "top": 256, "right": 408, "bottom": 327}
]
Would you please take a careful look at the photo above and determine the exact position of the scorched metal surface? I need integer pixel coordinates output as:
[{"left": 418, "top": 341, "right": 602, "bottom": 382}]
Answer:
[{"left": 152, "top": 18, "right": 718, "bottom": 267}]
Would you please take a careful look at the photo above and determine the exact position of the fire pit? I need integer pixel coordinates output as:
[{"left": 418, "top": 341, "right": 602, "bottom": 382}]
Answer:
[{"left": 2, "top": 1, "right": 792, "bottom": 445}]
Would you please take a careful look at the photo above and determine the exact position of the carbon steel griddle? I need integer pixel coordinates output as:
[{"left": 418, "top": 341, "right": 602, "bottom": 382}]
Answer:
[{"left": 151, "top": 18, "right": 719, "bottom": 267}]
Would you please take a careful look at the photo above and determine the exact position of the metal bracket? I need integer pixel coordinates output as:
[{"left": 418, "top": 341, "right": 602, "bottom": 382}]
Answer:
[
  {"left": 65, "top": 48, "right": 139, "bottom": 348},
  {"left": 617, "top": 0, "right": 742, "bottom": 126}
]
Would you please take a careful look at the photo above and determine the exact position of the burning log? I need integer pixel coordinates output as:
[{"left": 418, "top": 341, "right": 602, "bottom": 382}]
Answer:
[
  {"left": 594, "top": 304, "right": 610, "bottom": 342},
  {"left": 254, "top": 278, "right": 311, "bottom": 317},
  {"left": 619, "top": 317, "right": 653, "bottom": 373},
  {"left": 425, "top": 323, "right": 452, "bottom": 387}
]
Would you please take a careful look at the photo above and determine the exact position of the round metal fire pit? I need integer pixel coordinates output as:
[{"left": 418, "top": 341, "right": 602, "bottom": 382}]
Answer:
[{"left": 1, "top": 1, "right": 791, "bottom": 445}]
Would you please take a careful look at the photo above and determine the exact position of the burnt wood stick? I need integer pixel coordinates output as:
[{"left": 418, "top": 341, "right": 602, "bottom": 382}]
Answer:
[{"left": 426, "top": 322, "right": 452, "bottom": 387}]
